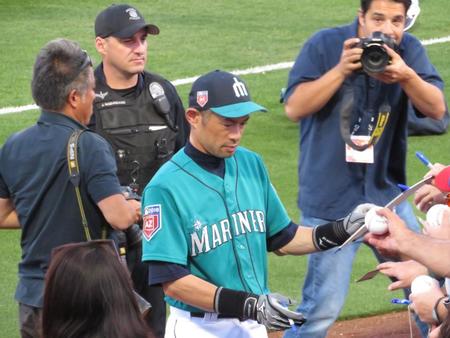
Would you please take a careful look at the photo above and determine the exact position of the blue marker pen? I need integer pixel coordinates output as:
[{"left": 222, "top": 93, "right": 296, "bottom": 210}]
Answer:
[
  {"left": 415, "top": 151, "right": 434, "bottom": 169},
  {"left": 279, "top": 299, "right": 298, "bottom": 331},
  {"left": 397, "top": 184, "right": 409, "bottom": 192},
  {"left": 288, "top": 319, "right": 297, "bottom": 332},
  {"left": 391, "top": 298, "right": 411, "bottom": 305}
]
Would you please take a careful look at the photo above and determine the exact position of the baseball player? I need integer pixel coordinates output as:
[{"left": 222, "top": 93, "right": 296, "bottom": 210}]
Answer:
[{"left": 141, "top": 70, "right": 373, "bottom": 337}]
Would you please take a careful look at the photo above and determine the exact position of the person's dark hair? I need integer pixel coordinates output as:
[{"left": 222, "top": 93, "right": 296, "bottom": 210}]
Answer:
[
  {"left": 31, "top": 38, "right": 92, "bottom": 112},
  {"left": 42, "top": 240, "right": 149, "bottom": 338},
  {"left": 360, "top": 0, "right": 411, "bottom": 14}
]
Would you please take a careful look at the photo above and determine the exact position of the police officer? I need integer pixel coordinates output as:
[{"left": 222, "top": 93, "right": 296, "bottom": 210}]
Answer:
[{"left": 90, "top": 4, "right": 189, "bottom": 337}]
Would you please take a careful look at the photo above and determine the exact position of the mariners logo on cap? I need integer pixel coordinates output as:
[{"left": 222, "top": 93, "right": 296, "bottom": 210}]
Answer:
[
  {"left": 125, "top": 8, "right": 141, "bottom": 21},
  {"left": 196, "top": 91, "right": 208, "bottom": 107},
  {"left": 143, "top": 204, "right": 162, "bottom": 241},
  {"left": 232, "top": 77, "right": 248, "bottom": 98}
]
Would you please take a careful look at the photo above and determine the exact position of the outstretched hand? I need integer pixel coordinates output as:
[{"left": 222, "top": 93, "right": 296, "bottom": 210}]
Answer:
[
  {"left": 414, "top": 184, "right": 447, "bottom": 213},
  {"left": 343, "top": 203, "right": 375, "bottom": 235},
  {"left": 311, "top": 203, "right": 374, "bottom": 251},
  {"left": 365, "top": 208, "right": 410, "bottom": 259},
  {"left": 377, "top": 260, "right": 428, "bottom": 291},
  {"left": 409, "top": 286, "right": 446, "bottom": 324}
]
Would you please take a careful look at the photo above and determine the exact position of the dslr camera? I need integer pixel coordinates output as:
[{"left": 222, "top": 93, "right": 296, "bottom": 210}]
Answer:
[
  {"left": 108, "top": 186, "right": 150, "bottom": 314},
  {"left": 357, "top": 31, "right": 395, "bottom": 73}
]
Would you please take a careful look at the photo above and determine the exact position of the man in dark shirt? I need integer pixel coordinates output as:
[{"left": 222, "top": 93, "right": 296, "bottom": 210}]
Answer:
[
  {"left": 0, "top": 38, "right": 140, "bottom": 338},
  {"left": 283, "top": 0, "right": 446, "bottom": 337},
  {"left": 89, "top": 5, "right": 189, "bottom": 336}
]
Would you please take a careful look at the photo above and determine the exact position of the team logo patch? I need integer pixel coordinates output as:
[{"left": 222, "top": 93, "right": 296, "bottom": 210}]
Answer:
[
  {"left": 196, "top": 91, "right": 208, "bottom": 107},
  {"left": 143, "top": 204, "right": 162, "bottom": 241},
  {"left": 126, "top": 8, "right": 141, "bottom": 21}
]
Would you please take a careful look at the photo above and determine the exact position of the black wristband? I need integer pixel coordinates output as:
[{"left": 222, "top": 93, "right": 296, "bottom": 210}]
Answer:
[
  {"left": 312, "top": 219, "right": 348, "bottom": 250},
  {"left": 214, "top": 287, "right": 259, "bottom": 320}
]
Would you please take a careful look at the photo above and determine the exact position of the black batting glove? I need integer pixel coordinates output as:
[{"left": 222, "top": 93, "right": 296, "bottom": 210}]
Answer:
[{"left": 313, "top": 203, "right": 375, "bottom": 250}]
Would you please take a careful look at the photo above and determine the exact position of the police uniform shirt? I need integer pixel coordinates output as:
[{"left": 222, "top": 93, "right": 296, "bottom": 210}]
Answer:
[{"left": 90, "top": 64, "right": 189, "bottom": 194}]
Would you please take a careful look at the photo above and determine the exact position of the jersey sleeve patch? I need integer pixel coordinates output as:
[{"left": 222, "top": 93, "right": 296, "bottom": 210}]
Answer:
[{"left": 143, "top": 204, "right": 162, "bottom": 241}]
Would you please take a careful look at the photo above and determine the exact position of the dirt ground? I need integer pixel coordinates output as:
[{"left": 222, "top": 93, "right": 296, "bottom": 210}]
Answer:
[{"left": 269, "top": 310, "right": 422, "bottom": 338}]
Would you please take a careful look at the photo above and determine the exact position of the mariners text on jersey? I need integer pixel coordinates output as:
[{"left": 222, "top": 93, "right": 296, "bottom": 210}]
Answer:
[{"left": 191, "top": 209, "right": 266, "bottom": 256}]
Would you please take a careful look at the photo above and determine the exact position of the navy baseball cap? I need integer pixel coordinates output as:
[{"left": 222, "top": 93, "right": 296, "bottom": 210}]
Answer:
[
  {"left": 188, "top": 70, "right": 267, "bottom": 118},
  {"left": 95, "top": 4, "right": 159, "bottom": 38}
]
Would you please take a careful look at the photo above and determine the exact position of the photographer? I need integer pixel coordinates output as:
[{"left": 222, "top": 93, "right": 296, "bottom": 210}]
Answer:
[
  {"left": 282, "top": 1, "right": 447, "bottom": 338},
  {"left": 0, "top": 39, "right": 140, "bottom": 338}
]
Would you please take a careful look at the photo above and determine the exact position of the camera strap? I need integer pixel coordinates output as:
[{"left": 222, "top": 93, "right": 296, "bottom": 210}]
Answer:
[
  {"left": 339, "top": 79, "right": 390, "bottom": 151},
  {"left": 67, "top": 129, "right": 107, "bottom": 241}
]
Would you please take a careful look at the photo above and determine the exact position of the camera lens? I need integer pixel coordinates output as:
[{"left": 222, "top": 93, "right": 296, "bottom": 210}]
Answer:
[{"left": 361, "top": 45, "right": 389, "bottom": 73}]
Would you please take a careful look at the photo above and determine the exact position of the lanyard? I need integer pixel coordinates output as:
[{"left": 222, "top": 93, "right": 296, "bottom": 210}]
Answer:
[{"left": 339, "top": 77, "right": 391, "bottom": 151}]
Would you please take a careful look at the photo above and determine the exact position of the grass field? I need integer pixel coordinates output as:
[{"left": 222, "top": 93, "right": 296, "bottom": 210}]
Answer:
[{"left": 1, "top": 1, "right": 449, "bottom": 337}]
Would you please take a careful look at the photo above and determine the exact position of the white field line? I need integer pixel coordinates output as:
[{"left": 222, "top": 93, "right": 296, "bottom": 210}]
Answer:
[{"left": 1, "top": 35, "right": 449, "bottom": 116}]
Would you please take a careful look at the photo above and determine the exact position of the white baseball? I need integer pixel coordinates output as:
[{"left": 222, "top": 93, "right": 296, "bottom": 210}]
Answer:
[
  {"left": 411, "top": 275, "right": 440, "bottom": 294},
  {"left": 426, "top": 204, "right": 450, "bottom": 228},
  {"left": 365, "top": 206, "right": 388, "bottom": 235}
]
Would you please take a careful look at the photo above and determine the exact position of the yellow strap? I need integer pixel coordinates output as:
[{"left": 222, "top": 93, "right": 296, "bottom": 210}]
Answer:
[
  {"left": 368, "top": 111, "right": 390, "bottom": 145},
  {"left": 67, "top": 130, "right": 91, "bottom": 241}
]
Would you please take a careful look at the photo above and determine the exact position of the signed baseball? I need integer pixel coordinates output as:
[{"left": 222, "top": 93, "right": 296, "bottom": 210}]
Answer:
[
  {"left": 365, "top": 206, "right": 388, "bottom": 235},
  {"left": 426, "top": 204, "right": 450, "bottom": 228},
  {"left": 411, "top": 275, "right": 439, "bottom": 294}
]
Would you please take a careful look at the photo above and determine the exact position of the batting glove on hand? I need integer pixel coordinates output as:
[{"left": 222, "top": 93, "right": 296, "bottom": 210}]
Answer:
[
  {"left": 253, "top": 293, "right": 306, "bottom": 331},
  {"left": 312, "top": 203, "right": 375, "bottom": 250},
  {"left": 342, "top": 203, "right": 376, "bottom": 235}
]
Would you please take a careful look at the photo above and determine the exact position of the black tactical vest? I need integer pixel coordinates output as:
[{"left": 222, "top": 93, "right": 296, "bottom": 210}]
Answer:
[{"left": 93, "top": 72, "right": 178, "bottom": 194}]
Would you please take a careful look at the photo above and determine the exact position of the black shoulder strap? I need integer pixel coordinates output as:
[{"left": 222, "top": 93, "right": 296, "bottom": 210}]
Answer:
[{"left": 67, "top": 129, "right": 92, "bottom": 241}]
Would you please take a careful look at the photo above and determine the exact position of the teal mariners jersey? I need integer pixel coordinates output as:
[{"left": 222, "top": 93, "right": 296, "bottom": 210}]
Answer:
[{"left": 141, "top": 146, "right": 291, "bottom": 312}]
